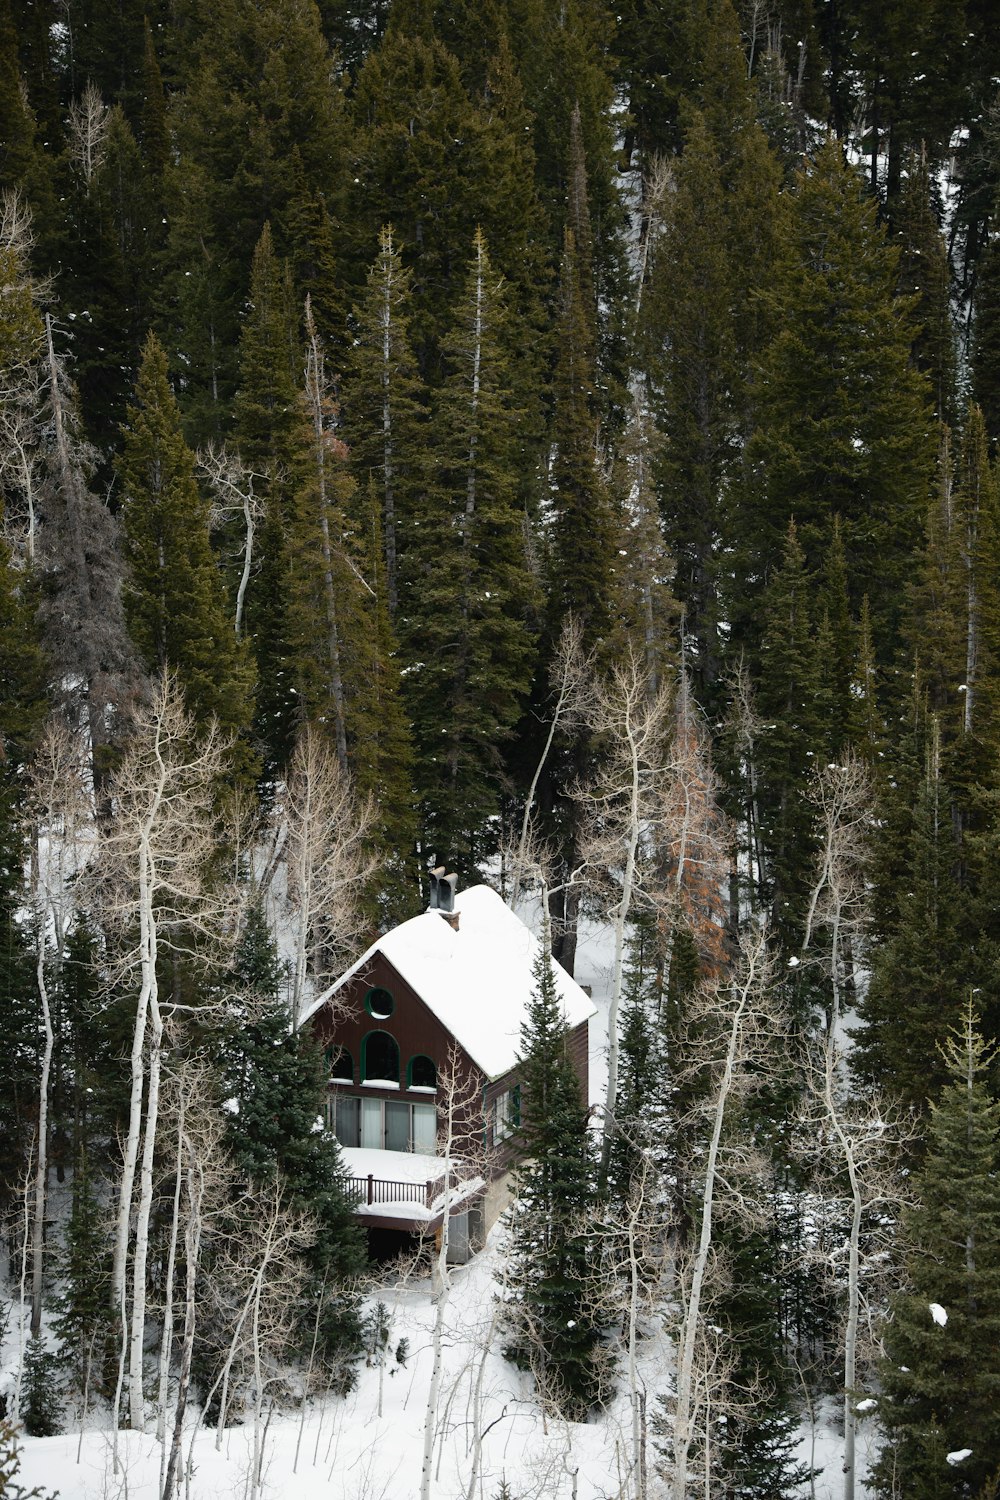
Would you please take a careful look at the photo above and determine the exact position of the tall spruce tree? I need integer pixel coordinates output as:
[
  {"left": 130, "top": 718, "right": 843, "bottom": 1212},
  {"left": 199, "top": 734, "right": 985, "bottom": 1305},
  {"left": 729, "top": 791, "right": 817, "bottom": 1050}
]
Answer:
[
  {"left": 874, "top": 1007, "right": 1000, "bottom": 1498},
  {"left": 344, "top": 225, "right": 426, "bottom": 623},
  {"left": 737, "top": 137, "right": 934, "bottom": 664},
  {"left": 503, "top": 928, "right": 603, "bottom": 1419},
  {"left": 401, "top": 230, "right": 538, "bottom": 870},
  {"left": 118, "top": 332, "right": 255, "bottom": 755}
]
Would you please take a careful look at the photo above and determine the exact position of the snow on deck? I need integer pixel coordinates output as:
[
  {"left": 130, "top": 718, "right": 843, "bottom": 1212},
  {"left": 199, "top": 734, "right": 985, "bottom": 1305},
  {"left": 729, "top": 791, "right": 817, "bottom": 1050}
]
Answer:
[
  {"left": 302, "top": 884, "right": 597, "bottom": 1080},
  {"left": 341, "top": 1148, "right": 484, "bottom": 1220},
  {"left": 341, "top": 1147, "right": 447, "bottom": 1185}
]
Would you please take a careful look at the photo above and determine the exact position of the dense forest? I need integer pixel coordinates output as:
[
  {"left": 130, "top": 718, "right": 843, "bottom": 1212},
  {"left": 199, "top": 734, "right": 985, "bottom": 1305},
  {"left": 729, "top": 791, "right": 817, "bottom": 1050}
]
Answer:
[{"left": 4, "top": 0, "right": 1000, "bottom": 1495}]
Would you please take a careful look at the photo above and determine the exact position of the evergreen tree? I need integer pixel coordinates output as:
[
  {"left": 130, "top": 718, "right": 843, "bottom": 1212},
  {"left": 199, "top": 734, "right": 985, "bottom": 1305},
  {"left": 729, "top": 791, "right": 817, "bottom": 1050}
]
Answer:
[
  {"left": 117, "top": 332, "right": 255, "bottom": 755},
  {"left": 402, "top": 230, "right": 538, "bottom": 870},
  {"left": 344, "top": 225, "right": 426, "bottom": 622},
  {"left": 546, "top": 222, "right": 616, "bottom": 650},
  {"left": 853, "top": 711, "right": 967, "bottom": 1110},
  {"left": 644, "top": 112, "right": 736, "bottom": 705},
  {"left": 874, "top": 1007, "right": 1000, "bottom": 1498},
  {"left": 503, "top": 931, "right": 604, "bottom": 1419},
  {"left": 216, "top": 902, "right": 365, "bottom": 1371},
  {"left": 163, "top": 0, "right": 348, "bottom": 437},
  {"left": 53, "top": 1148, "right": 113, "bottom": 1396},
  {"left": 21, "top": 1336, "right": 61, "bottom": 1437},
  {"left": 738, "top": 138, "right": 934, "bottom": 664},
  {"left": 894, "top": 153, "right": 957, "bottom": 427},
  {"left": 754, "top": 523, "right": 823, "bottom": 953}
]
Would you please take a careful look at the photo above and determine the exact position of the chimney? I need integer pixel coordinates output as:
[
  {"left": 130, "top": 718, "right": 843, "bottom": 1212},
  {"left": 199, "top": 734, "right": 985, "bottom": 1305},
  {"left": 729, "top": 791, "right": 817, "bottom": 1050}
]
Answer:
[
  {"left": 427, "top": 866, "right": 446, "bottom": 910},
  {"left": 428, "top": 866, "right": 459, "bottom": 922}
]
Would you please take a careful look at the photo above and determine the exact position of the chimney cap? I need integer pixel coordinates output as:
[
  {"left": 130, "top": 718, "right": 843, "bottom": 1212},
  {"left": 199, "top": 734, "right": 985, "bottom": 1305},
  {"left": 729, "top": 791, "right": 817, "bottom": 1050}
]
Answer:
[{"left": 428, "top": 866, "right": 458, "bottom": 912}]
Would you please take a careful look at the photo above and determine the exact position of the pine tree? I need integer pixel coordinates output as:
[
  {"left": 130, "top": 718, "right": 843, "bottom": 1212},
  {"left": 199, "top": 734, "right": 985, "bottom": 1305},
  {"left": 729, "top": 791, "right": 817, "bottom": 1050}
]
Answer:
[
  {"left": 216, "top": 901, "right": 365, "bottom": 1371},
  {"left": 344, "top": 225, "right": 426, "bottom": 622},
  {"left": 738, "top": 138, "right": 934, "bottom": 664},
  {"left": 853, "top": 712, "right": 967, "bottom": 1110},
  {"left": 53, "top": 1148, "right": 113, "bottom": 1396},
  {"left": 546, "top": 222, "right": 616, "bottom": 650},
  {"left": 117, "top": 332, "right": 255, "bottom": 755},
  {"left": 163, "top": 0, "right": 348, "bottom": 436},
  {"left": 754, "top": 523, "right": 823, "bottom": 953},
  {"left": 873, "top": 1007, "right": 1000, "bottom": 1498},
  {"left": 503, "top": 930, "right": 604, "bottom": 1419},
  {"left": 644, "top": 111, "right": 736, "bottom": 705},
  {"left": 21, "top": 1336, "right": 61, "bottom": 1437},
  {"left": 402, "top": 230, "right": 538, "bottom": 870},
  {"left": 894, "top": 153, "right": 957, "bottom": 426}
]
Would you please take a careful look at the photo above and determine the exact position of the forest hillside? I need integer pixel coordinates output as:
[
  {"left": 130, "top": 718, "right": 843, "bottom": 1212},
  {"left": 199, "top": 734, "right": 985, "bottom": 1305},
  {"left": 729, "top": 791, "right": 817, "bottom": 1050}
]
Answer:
[{"left": 3, "top": 1, "right": 1000, "bottom": 1496}]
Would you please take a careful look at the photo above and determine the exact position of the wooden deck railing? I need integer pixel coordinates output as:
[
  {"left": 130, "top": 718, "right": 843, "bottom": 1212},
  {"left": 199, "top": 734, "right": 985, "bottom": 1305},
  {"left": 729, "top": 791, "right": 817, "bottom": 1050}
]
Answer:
[{"left": 344, "top": 1172, "right": 447, "bottom": 1209}]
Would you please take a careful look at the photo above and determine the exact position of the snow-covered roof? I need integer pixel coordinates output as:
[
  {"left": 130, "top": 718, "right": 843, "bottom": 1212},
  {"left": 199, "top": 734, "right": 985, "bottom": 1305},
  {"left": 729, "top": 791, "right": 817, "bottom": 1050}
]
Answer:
[{"left": 302, "top": 884, "right": 596, "bottom": 1080}]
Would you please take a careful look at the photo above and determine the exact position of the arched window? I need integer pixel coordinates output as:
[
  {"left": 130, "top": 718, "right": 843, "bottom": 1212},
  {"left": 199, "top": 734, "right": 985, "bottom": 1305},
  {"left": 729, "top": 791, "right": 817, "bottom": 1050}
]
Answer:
[
  {"left": 362, "top": 1030, "right": 399, "bottom": 1084},
  {"left": 326, "top": 1045, "right": 353, "bottom": 1083},
  {"left": 365, "top": 986, "right": 395, "bottom": 1020},
  {"left": 408, "top": 1054, "right": 436, "bottom": 1090}
]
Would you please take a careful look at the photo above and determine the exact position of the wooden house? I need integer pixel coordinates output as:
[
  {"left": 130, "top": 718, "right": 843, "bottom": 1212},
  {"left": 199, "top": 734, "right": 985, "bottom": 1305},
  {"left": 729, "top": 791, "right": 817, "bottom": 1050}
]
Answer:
[{"left": 302, "top": 880, "right": 595, "bottom": 1257}]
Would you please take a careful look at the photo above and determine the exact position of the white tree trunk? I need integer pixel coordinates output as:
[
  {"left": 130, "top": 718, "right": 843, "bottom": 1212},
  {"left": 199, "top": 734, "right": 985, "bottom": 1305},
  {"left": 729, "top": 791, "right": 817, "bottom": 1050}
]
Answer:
[
  {"left": 129, "top": 991, "right": 163, "bottom": 1429},
  {"left": 671, "top": 937, "right": 761, "bottom": 1500}
]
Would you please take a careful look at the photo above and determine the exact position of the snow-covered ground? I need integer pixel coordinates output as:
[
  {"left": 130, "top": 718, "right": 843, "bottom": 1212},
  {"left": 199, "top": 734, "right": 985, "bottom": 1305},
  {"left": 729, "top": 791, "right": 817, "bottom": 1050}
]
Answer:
[{"left": 10, "top": 902, "right": 877, "bottom": 1499}]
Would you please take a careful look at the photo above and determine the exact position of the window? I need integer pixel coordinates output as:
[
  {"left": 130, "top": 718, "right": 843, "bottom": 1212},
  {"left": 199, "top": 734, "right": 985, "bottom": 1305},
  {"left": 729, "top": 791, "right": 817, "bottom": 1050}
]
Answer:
[
  {"left": 334, "top": 1093, "right": 360, "bottom": 1145},
  {"left": 494, "top": 1086, "right": 520, "bottom": 1143},
  {"left": 362, "top": 1030, "right": 399, "bottom": 1084},
  {"left": 326, "top": 1045, "right": 353, "bottom": 1083},
  {"left": 331, "top": 1095, "right": 436, "bottom": 1153},
  {"left": 365, "top": 986, "right": 395, "bottom": 1020},
  {"left": 408, "top": 1054, "right": 436, "bottom": 1090}
]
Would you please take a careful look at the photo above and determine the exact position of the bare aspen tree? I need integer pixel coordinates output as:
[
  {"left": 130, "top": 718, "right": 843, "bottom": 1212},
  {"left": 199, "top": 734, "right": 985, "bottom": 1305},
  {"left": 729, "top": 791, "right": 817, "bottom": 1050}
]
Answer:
[
  {"left": 633, "top": 155, "right": 672, "bottom": 327},
  {"left": 187, "top": 1178, "right": 316, "bottom": 1495},
  {"left": 160, "top": 1063, "right": 225, "bottom": 1500},
  {"left": 89, "top": 673, "right": 234, "bottom": 1433},
  {"left": 667, "top": 923, "right": 778, "bottom": 1500},
  {"left": 575, "top": 645, "right": 671, "bottom": 1185},
  {"left": 0, "top": 191, "right": 44, "bottom": 565},
  {"left": 67, "top": 82, "right": 110, "bottom": 185},
  {"left": 281, "top": 723, "right": 375, "bottom": 1024},
  {"left": 420, "top": 1046, "right": 489, "bottom": 1500},
  {"left": 590, "top": 1144, "right": 667, "bottom": 1500},
  {"left": 0, "top": 381, "right": 43, "bottom": 564},
  {"left": 654, "top": 666, "right": 731, "bottom": 989},
  {"left": 798, "top": 755, "right": 905, "bottom": 1500},
  {"left": 26, "top": 720, "right": 92, "bottom": 1337},
  {"left": 197, "top": 441, "right": 266, "bottom": 640}
]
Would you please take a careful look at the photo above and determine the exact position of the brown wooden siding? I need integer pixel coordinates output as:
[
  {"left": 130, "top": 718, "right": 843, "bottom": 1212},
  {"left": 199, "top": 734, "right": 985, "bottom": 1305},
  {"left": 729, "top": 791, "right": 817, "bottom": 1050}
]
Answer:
[{"left": 310, "top": 949, "right": 592, "bottom": 1174}]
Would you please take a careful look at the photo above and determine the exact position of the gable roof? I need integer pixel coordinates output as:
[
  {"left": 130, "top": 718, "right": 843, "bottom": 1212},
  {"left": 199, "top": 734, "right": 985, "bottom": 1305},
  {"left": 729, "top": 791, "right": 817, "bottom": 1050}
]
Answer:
[{"left": 301, "top": 884, "right": 596, "bottom": 1080}]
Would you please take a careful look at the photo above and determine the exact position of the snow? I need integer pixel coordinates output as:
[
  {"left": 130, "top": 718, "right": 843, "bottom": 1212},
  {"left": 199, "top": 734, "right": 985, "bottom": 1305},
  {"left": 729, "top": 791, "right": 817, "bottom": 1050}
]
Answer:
[
  {"left": 9, "top": 914, "right": 880, "bottom": 1500},
  {"left": 947, "top": 1449, "right": 973, "bottom": 1465},
  {"left": 929, "top": 1302, "right": 948, "bottom": 1326},
  {"left": 341, "top": 1147, "right": 448, "bottom": 1185},
  {"left": 301, "top": 885, "right": 597, "bottom": 1080},
  {"left": 855, "top": 1398, "right": 878, "bottom": 1413}
]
